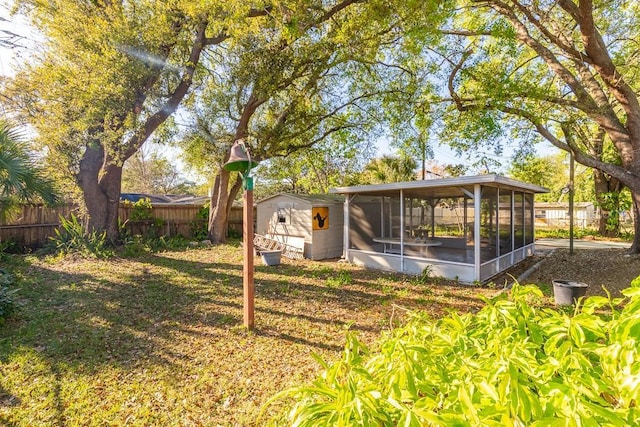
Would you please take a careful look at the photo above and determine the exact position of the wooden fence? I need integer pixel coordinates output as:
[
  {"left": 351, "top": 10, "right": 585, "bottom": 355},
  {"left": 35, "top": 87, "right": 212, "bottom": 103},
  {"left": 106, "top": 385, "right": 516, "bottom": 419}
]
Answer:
[
  {"left": 0, "top": 204, "right": 77, "bottom": 248},
  {"left": 0, "top": 202, "right": 245, "bottom": 248}
]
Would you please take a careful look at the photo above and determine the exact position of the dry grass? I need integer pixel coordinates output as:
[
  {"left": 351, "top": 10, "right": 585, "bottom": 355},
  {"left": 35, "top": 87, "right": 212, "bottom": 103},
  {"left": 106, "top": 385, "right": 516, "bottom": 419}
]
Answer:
[
  {"left": 519, "top": 248, "right": 640, "bottom": 298},
  {"left": 0, "top": 243, "right": 498, "bottom": 426}
]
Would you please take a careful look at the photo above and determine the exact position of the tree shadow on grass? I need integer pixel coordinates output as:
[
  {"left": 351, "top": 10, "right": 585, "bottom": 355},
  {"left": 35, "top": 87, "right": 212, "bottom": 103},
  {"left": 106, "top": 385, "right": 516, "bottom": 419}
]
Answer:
[
  {"left": 0, "top": 385, "right": 20, "bottom": 407},
  {"left": 0, "top": 248, "right": 499, "bottom": 425},
  {"left": 0, "top": 252, "right": 390, "bottom": 372},
  {"left": 141, "top": 251, "right": 493, "bottom": 340},
  {"left": 0, "top": 385, "right": 22, "bottom": 427}
]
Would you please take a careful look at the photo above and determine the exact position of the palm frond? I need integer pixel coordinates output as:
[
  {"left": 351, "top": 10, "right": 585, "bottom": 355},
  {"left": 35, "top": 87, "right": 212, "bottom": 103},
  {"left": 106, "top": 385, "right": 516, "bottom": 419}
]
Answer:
[{"left": 0, "top": 121, "right": 60, "bottom": 221}]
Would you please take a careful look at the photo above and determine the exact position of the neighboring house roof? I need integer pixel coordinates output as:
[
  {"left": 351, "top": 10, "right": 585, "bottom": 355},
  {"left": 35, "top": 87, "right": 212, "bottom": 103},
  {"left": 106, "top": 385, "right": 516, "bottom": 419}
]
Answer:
[
  {"left": 168, "top": 195, "right": 210, "bottom": 205},
  {"left": 120, "top": 193, "right": 209, "bottom": 205},
  {"left": 120, "top": 193, "right": 176, "bottom": 203},
  {"left": 257, "top": 193, "right": 345, "bottom": 206}
]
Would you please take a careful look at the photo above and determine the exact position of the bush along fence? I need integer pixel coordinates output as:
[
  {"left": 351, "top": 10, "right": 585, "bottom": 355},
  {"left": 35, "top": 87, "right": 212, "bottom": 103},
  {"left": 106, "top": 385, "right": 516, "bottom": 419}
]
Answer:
[{"left": 0, "top": 200, "right": 245, "bottom": 248}]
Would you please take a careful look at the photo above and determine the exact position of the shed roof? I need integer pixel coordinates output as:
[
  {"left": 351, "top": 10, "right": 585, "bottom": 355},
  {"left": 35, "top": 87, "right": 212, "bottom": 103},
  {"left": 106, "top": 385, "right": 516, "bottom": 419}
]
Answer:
[
  {"left": 330, "top": 174, "right": 548, "bottom": 199},
  {"left": 257, "top": 193, "right": 345, "bottom": 206}
]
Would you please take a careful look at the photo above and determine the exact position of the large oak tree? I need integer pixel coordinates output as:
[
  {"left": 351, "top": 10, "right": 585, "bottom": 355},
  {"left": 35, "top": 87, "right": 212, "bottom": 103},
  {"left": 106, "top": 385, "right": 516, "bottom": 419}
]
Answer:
[
  {"left": 435, "top": 0, "right": 640, "bottom": 250},
  {"left": 3, "top": 0, "right": 450, "bottom": 243},
  {"left": 4, "top": 0, "right": 368, "bottom": 241},
  {"left": 178, "top": 0, "right": 449, "bottom": 242}
]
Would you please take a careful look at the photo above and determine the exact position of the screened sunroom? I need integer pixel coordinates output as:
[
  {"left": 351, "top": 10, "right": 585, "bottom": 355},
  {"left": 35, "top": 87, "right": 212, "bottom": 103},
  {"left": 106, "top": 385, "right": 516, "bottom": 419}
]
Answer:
[{"left": 330, "top": 174, "right": 547, "bottom": 283}]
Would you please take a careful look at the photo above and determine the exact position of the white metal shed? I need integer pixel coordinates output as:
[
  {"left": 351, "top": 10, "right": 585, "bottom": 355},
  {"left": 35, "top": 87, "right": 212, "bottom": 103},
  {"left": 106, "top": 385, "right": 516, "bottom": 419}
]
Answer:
[{"left": 256, "top": 193, "right": 345, "bottom": 260}]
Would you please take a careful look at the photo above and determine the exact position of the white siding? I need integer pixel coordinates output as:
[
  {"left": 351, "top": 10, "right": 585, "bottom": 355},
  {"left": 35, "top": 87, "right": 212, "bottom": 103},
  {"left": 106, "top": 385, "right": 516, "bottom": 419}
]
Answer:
[{"left": 255, "top": 194, "right": 344, "bottom": 260}]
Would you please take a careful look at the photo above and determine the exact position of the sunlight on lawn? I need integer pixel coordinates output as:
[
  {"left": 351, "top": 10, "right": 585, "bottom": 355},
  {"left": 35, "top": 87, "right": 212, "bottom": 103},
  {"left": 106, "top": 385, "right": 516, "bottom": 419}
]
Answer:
[{"left": 0, "top": 245, "right": 496, "bottom": 425}]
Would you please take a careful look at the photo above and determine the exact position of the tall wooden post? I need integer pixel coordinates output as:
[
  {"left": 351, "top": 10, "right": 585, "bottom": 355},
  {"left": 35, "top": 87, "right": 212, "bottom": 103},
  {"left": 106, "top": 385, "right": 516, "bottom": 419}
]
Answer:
[
  {"left": 243, "top": 176, "right": 255, "bottom": 329},
  {"left": 569, "top": 152, "right": 575, "bottom": 255},
  {"left": 223, "top": 139, "right": 258, "bottom": 330}
]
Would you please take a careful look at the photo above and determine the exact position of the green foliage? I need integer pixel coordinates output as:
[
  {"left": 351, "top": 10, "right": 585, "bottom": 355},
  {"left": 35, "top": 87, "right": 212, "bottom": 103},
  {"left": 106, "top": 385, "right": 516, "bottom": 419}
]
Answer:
[
  {"left": 126, "top": 198, "right": 155, "bottom": 221},
  {"left": 509, "top": 153, "right": 566, "bottom": 201},
  {"left": 412, "top": 265, "right": 434, "bottom": 285},
  {"left": 119, "top": 235, "right": 189, "bottom": 257},
  {"left": 326, "top": 270, "right": 353, "bottom": 288},
  {"left": 509, "top": 153, "right": 595, "bottom": 203},
  {"left": 189, "top": 205, "right": 209, "bottom": 241},
  {"left": 257, "top": 140, "right": 372, "bottom": 197},
  {"left": 122, "top": 198, "right": 166, "bottom": 239},
  {"left": 597, "top": 190, "right": 633, "bottom": 233},
  {"left": 0, "top": 121, "right": 59, "bottom": 222},
  {"left": 0, "top": 269, "right": 17, "bottom": 323},
  {"left": 48, "top": 214, "right": 113, "bottom": 259},
  {"left": 226, "top": 227, "right": 242, "bottom": 239},
  {"left": 361, "top": 155, "right": 418, "bottom": 184},
  {"left": 122, "top": 147, "right": 196, "bottom": 194},
  {"left": 0, "top": 239, "right": 19, "bottom": 261},
  {"left": 265, "top": 282, "right": 640, "bottom": 425},
  {"left": 535, "top": 227, "right": 634, "bottom": 242}
]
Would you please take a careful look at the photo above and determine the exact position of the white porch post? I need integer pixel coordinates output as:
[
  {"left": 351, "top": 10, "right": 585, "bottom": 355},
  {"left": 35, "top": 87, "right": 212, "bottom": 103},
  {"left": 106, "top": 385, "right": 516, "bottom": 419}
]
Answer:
[
  {"left": 511, "top": 190, "right": 515, "bottom": 264},
  {"left": 380, "top": 197, "right": 385, "bottom": 238},
  {"left": 343, "top": 195, "right": 352, "bottom": 260},
  {"left": 464, "top": 197, "right": 468, "bottom": 241},
  {"left": 495, "top": 188, "right": 500, "bottom": 253},
  {"left": 400, "top": 189, "right": 405, "bottom": 272},
  {"left": 474, "top": 184, "right": 482, "bottom": 282}
]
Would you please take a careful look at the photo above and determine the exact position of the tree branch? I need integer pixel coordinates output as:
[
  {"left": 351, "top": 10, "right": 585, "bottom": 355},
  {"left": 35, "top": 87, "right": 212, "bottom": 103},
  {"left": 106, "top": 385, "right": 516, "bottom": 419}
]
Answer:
[
  {"left": 440, "top": 29, "right": 492, "bottom": 37},
  {"left": 448, "top": 50, "right": 474, "bottom": 111},
  {"left": 562, "top": 0, "right": 640, "bottom": 145},
  {"left": 123, "top": 19, "right": 208, "bottom": 159},
  {"left": 497, "top": 104, "right": 640, "bottom": 183},
  {"left": 508, "top": 0, "right": 589, "bottom": 64}
]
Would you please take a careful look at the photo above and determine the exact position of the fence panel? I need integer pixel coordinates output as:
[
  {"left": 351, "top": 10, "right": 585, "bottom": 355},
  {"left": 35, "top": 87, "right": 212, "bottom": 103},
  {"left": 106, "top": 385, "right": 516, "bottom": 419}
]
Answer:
[
  {"left": 119, "top": 203, "right": 207, "bottom": 238},
  {"left": 0, "top": 202, "right": 246, "bottom": 248},
  {"left": 0, "top": 204, "right": 77, "bottom": 247}
]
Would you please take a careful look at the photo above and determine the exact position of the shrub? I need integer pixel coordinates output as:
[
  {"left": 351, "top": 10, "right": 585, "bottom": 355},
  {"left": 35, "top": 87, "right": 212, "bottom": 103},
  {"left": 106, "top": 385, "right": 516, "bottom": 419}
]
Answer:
[
  {"left": 0, "top": 239, "right": 18, "bottom": 261},
  {"left": 190, "top": 205, "right": 209, "bottom": 241},
  {"left": 122, "top": 198, "right": 166, "bottom": 239},
  {"left": 126, "top": 198, "right": 154, "bottom": 221},
  {"left": 263, "top": 280, "right": 640, "bottom": 426},
  {"left": 47, "top": 214, "right": 113, "bottom": 258}
]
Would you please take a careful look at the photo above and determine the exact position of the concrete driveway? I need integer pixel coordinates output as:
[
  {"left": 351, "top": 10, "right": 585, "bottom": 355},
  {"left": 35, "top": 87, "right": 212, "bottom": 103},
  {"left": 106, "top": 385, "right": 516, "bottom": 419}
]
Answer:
[{"left": 535, "top": 238, "right": 631, "bottom": 251}]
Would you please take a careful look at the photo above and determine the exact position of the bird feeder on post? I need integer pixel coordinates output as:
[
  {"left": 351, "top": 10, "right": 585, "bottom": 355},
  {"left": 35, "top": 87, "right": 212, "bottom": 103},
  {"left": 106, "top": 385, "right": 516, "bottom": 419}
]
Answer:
[{"left": 223, "top": 139, "right": 259, "bottom": 329}]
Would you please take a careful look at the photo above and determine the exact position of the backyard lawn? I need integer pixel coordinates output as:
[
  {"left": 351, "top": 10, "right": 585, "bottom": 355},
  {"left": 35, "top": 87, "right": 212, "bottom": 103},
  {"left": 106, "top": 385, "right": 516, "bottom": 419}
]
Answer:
[{"left": 0, "top": 242, "right": 499, "bottom": 426}]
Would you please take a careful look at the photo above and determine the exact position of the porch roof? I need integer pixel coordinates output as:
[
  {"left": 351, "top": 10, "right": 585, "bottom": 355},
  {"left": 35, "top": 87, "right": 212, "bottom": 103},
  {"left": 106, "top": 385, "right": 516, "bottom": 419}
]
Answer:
[{"left": 330, "top": 174, "right": 548, "bottom": 199}]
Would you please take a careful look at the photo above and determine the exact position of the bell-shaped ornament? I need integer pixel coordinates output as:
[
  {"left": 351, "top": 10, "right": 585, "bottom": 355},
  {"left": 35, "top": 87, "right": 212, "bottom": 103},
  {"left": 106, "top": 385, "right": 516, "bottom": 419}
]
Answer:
[{"left": 223, "top": 140, "right": 259, "bottom": 172}]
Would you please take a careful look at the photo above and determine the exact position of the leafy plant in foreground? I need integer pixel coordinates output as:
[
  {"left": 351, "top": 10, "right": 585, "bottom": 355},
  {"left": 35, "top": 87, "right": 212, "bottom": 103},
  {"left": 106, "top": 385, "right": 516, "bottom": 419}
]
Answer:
[{"left": 263, "top": 280, "right": 640, "bottom": 426}]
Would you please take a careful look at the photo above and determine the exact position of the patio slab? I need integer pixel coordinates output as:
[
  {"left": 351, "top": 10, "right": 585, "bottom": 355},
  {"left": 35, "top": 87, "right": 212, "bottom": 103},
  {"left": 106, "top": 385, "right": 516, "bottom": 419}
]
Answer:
[{"left": 535, "top": 238, "right": 630, "bottom": 251}]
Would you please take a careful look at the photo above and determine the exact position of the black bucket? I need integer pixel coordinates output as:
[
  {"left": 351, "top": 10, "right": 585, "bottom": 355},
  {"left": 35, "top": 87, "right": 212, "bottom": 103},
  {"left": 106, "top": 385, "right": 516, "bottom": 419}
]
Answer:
[{"left": 553, "top": 280, "right": 589, "bottom": 305}]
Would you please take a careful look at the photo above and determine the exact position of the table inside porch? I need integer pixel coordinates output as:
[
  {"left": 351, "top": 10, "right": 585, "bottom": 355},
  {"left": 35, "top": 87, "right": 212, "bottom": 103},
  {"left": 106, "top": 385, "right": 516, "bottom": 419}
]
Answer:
[{"left": 373, "top": 237, "right": 442, "bottom": 256}]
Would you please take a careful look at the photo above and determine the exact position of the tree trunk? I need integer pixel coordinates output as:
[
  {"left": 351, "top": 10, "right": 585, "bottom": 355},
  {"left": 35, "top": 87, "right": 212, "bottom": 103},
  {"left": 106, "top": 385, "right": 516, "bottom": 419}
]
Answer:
[
  {"left": 208, "top": 169, "right": 244, "bottom": 243},
  {"left": 208, "top": 174, "right": 221, "bottom": 237},
  {"left": 77, "top": 142, "right": 123, "bottom": 242},
  {"left": 631, "top": 192, "right": 640, "bottom": 253},
  {"left": 209, "top": 170, "right": 233, "bottom": 243},
  {"left": 593, "top": 170, "right": 621, "bottom": 237},
  {"left": 207, "top": 92, "right": 265, "bottom": 243}
]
